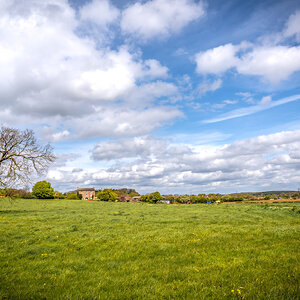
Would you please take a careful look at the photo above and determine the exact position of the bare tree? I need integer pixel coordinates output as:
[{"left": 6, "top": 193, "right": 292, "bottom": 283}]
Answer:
[{"left": 0, "top": 126, "right": 55, "bottom": 188}]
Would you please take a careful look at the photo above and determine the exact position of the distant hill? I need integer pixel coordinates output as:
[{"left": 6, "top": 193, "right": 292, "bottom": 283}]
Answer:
[{"left": 247, "top": 191, "right": 299, "bottom": 196}]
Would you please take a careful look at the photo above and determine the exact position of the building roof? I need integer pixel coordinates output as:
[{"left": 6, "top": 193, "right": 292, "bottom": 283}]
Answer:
[{"left": 77, "top": 188, "right": 95, "bottom": 192}]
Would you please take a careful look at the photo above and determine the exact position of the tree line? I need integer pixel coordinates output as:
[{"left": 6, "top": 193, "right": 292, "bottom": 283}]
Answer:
[{"left": 2, "top": 183, "right": 299, "bottom": 203}]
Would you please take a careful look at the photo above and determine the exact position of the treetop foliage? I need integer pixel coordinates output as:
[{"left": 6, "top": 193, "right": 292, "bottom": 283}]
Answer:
[
  {"left": 96, "top": 189, "right": 117, "bottom": 202},
  {"left": 140, "top": 191, "right": 162, "bottom": 203},
  {"left": 32, "top": 181, "right": 54, "bottom": 199}
]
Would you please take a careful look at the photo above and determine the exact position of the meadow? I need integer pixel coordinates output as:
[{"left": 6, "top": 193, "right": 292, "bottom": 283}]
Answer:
[{"left": 0, "top": 199, "right": 299, "bottom": 299}]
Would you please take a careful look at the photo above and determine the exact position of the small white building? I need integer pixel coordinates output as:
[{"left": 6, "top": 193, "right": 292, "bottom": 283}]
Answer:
[{"left": 158, "top": 199, "right": 170, "bottom": 204}]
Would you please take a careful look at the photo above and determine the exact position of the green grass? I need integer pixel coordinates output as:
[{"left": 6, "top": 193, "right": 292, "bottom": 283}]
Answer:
[{"left": 0, "top": 199, "right": 299, "bottom": 299}]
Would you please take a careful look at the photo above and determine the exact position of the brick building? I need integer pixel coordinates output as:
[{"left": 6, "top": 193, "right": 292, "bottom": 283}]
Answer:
[{"left": 77, "top": 188, "right": 95, "bottom": 200}]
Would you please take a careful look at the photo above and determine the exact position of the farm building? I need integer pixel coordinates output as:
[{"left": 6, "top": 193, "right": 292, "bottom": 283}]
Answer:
[
  {"left": 120, "top": 195, "right": 131, "bottom": 202},
  {"left": 131, "top": 196, "right": 141, "bottom": 202},
  {"left": 77, "top": 188, "right": 95, "bottom": 200}
]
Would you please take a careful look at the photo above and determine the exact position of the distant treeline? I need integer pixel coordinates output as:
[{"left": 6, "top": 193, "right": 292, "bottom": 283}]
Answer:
[
  {"left": 0, "top": 187, "right": 140, "bottom": 200},
  {"left": 1, "top": 187, "right": 299, "bottom": 203},
  {"left": 162, "top": 191, "right": 300, "bottom": 203}
]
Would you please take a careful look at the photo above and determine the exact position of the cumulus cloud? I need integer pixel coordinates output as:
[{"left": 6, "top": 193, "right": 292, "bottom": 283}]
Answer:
[
  {"left": 92, "top": 136, "right": 167, "bottom": 160},
  {"left": 195, "top": 43, "right": 300, "bottom": 83},
  {"left": 0, "top": 0, "right": 182, "bottom": 141},
  {"left": 195, "top": 44, "right": 239, "bottom": 74},
  {"left": 195, "top": 12, "right": 300, "bottom": 83},
  {"left": 237, "top": 45, "right": 300, "bottom": 83},
  {"left": 69, "top": 106, "right": 183, "bottom": 140},
  {"left": 125, "top": 81, "right": 178, "bottom": 105},
  {"left": 121, "top": 0, "right": 205, "bottom": 40},
  {"left": 48, "top": 130, "right": 300, "bottom": 193},
  {"left": 79, "top": 0, "right": 120, "bottom": 28}
]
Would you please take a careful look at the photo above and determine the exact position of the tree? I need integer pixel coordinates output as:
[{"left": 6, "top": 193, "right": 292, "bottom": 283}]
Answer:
[
  {"left": 2, "top": 188, "right": 32, "bottom": 199},
  {"left": 140, "top": 191, "right": 162, "bottom": 203},
  {"left": 54, "top": 191, "right": 65, "bottom": 199},
  {"left": 66, "top": 192, "right": 79, "bottom": 200},
  {"left": 32, "top": 181, "right": 54, "bottom": 199},
  {"left": 96, "top": 189, "right": 117, "bottom": 201},
  {"left": 0, "top": 127, "right": 55, "bottom": 187}
]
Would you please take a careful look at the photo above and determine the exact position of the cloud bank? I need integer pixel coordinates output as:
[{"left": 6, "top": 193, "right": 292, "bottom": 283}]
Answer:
[{"left": 48, "top": 130, "right": 300, "bottom": 193}]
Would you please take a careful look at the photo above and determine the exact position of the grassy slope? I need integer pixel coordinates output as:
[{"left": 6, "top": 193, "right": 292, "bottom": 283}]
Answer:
[{"left": 0, "top": 199, "right": 299, "bottom": 299}]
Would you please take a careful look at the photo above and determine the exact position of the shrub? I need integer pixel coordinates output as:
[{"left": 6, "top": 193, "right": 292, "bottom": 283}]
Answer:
[
  {"left": 96, "top": 189, "right": 117, "bottom": 202},
  {"left": 32, "top": 181, "right": 54, "bottom": 199},
  {"left": 66, "top": 193, "right": 79, "bottom": 200},
  {"left": 140, "top": 191, "right": 162, "bottom": 203}
]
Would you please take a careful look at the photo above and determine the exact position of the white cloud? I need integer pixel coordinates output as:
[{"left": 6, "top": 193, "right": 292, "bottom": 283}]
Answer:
[
  {"left": 223, "top": 100, "right": 237, "bottom": 105},
  {"left": 284, "top": 10, "right": 300, "bottom": 41},
  {"left": 92, "top": 136, "right": 167, "bottom": 160},
  {"left": 237, "top": 45, "right": 300, "bottom": 83},
  {"left": 48, "top": 130, "right": 300, "bottom": 193},
  {"left": 142, "top": 59, "right": 169, "bottom": 78},
  {"left": 195, "top": 43, "right": 300, "bottom": 83},
  {"left": 121, "top": 0, "right": 205, "bottom": 40},
  {"left": 195, "top": 11, "right": 300, "bottom": 83},
  {"left": 0, "top": 0, "right": 181, "bottom": 141},
  {"left": 125, "top": 81, "right": 178, "bottom": 105},
  {"left": 203, "top": 94, "right": 300, "bottom": 123},
  {"left": 195, "top": 44, "right": 239, "bottom": 74},
  {"left": 259, "top": 95, "right": 272, "bottom": 106},
  {"left": 236, "top": 92, "right": 255, "bottom": 104},
  {"left": 68, "top": 106, "right": 183, "bottom": 140},
  {"left": 79, "top": 0, "right": 120, "bottom": 28},
  {"left": 197, "top": 79, "right": 222, "bottom": 96},
  {"left": 52, "top": 130, "right": 70, "bottom": 142}
]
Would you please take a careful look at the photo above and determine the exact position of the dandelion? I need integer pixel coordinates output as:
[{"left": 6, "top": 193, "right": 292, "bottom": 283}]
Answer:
[
  {"left": 237, "top": 289, "right": 241, "bottom": 294},
  {"left": 231, "top": 290, "right": 235, "bottom": 293},
  {"left": 195, "top": 268, "right": 200, "bottom": 272}
]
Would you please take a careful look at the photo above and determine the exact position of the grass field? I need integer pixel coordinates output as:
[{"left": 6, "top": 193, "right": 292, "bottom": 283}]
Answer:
[{"left": 0, "top": 199, "right": 299, "bottom": 299}]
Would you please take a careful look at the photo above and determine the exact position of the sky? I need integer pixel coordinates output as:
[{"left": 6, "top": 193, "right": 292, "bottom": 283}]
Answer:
[{"left": 1, "top": 0, "right": 300, "bottom": 194}]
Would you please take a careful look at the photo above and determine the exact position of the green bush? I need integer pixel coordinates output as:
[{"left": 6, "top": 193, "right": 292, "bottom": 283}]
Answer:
[
  {"left": 66, "top": 193, "right": 79, "bottom": 200},
  {"left": 54, "top": 191, "right": 65, "bottom": 199},
  {"left": 140, "top": 191, "right": 162, "bottom": 203},
  {"left": 96, "top": 189, "right": 117, "bottom": 202},
  {"left": 32, "top": 181, "right": 54, "bottom": 199}
]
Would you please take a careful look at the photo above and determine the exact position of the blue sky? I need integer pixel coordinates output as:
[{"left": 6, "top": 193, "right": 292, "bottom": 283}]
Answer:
[{"left": 1, "top": 0, "right": 300, "bottom": 193}]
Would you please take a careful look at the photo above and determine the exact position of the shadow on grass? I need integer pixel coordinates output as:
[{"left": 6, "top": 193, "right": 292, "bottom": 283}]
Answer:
[{"left": 0, "top": 210, "right": 35, "bottom": 214}]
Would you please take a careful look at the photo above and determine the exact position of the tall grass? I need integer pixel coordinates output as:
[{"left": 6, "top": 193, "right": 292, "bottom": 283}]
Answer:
[{"left": 0, "top": 199, "right": 299, "bottom": 299}]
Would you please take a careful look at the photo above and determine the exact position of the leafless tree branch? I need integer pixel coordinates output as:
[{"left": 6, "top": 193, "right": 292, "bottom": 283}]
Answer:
[{"left": 0, "top": 127, "right": 56, "bottom": 188}]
